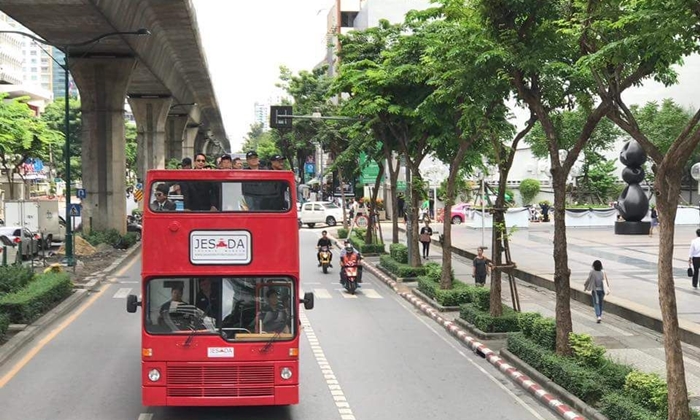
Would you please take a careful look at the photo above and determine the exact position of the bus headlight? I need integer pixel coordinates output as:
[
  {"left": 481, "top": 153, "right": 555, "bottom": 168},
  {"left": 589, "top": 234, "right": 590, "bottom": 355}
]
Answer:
[
  {"left": 280, "top": 367, "right": 293, "bottom": 380},
  {"left": 148, "top": 368, "right": 161, "bottom": 382}
]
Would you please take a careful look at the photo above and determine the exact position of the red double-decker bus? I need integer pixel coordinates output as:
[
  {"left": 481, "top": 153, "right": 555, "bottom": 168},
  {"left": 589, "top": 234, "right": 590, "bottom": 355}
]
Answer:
[{"left": 127, "top": 169, "right": 314, "bottom": 407}]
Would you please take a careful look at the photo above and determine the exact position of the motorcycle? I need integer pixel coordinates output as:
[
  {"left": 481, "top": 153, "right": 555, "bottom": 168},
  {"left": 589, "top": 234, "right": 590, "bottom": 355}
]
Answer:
[
  {"left": 319, "top": 246, "right": 332, "bottom": 274},
  {"left": 341, "top": 259, "right": 361, "bottom": 295}
]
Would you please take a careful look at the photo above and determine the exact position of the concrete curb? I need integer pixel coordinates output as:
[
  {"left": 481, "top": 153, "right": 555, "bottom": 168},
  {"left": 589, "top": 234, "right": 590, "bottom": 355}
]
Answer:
[
  {"left": 0, "top": 242, "right": 142, "bottom": 367},
  {"left": 361, "top": 260, "right": 586, "bottom": 420}
]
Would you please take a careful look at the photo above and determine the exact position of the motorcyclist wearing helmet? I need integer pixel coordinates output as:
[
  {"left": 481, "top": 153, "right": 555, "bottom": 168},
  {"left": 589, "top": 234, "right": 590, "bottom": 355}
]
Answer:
[
  {"left": 339, "top": 242, "right": 362, "bottom": 286},
  {"left": 316, "top": 230, "right": 333, "bottom": 267}
]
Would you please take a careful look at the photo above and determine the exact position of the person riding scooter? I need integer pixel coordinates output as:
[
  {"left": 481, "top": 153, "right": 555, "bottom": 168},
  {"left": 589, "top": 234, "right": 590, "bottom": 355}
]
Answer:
[
  {"left": 316, "top": 230, "right": 333, "bottom": 267},
  {"left": 339, "top": 243, "right": 362, "bottom": 287}
]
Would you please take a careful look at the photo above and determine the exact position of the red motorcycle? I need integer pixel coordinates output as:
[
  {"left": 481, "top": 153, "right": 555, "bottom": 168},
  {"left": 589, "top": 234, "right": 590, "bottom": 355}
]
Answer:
[{"left": 341, "top": 259, "right": 361, "bottom": 295}]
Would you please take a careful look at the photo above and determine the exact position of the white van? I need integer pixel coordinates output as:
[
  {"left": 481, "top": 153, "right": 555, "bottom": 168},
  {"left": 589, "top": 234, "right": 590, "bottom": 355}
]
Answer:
[{"left": 299, "top": 201, "right": 344, "bottom": 228}]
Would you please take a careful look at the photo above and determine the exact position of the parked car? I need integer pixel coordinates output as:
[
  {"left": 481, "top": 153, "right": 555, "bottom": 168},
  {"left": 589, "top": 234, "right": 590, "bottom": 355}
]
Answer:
[
  {"left": 0, "top": 226, "right": 40, "bottom": 258},
  {"left": 0, "top": 235, "right": 20, "bottom": 263},
  {"left": 127, "top": 216, "right": 142, "bottom": 241},
  {"left": 450, "top": 203, "right": 471, "bottom": 224},
  {"left": 299, "top": 201, "right": 344, "bottom": 228}
]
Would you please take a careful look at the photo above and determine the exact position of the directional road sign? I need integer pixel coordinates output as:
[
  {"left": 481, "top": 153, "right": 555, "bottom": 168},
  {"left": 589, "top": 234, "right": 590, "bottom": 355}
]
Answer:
[
  {"left": 76, "top": 188, "right": 86, "bottom": 199},
  {"left": 68, "top": 203, "right": 82, "bottom": 217}
]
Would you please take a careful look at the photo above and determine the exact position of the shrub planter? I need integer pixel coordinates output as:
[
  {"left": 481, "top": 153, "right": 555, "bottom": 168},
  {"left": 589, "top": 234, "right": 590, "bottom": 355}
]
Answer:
[
  {"left": 499, "top": 348, "right": 607, "bottom": 420},
  {"left": 453, "top": 317, "right": 509, "bottom": 341},
  {"left": 375, "top": 263, "right": 418, "bottom": 283},
  {"left": 412, "top": 288, "right": 460, "bottom": 312}
]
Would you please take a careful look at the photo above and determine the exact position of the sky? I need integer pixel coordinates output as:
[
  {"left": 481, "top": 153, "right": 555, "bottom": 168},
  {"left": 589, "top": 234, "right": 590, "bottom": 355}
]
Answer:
[{"left": 192, "top": 0, "right": 331, "bottom": 152}]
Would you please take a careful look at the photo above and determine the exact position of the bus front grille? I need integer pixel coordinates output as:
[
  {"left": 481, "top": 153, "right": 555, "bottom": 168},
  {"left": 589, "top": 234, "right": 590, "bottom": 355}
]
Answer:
[
  {"left": 167, "top": 364, "right": 275, "bottom": 386},
  {"left": 167, "top": 387, "right": 275, "bottom": 398}
]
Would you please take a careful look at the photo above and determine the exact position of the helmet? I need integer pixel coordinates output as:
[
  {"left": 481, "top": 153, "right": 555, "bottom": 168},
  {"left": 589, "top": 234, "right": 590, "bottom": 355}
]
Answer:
[{"left": 345, "top": 244, "right": 354, "bottom": 253}]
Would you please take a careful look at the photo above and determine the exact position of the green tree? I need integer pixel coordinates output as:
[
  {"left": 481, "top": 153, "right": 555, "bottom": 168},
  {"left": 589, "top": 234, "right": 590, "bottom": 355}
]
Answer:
[
  {"left": 40, "top": 97, "right": 81, "bottom": 179},
  {"left": 519, "top": 178, "right": 541, "bottom": 205},
  {"left": 575, "top": 158, "right": 617, "bottom": 204},
  {"left": 125, "top": 123, "right": 137, "bottom": 182},
  {"left": 0, "top": 96, "right": 62, "bottom": 198},
  {"left": 577, "top": 0, "right": 700, "bottom": 416},
  {"left": 241, "top": 122, "right": 275, "bottom": 153}
]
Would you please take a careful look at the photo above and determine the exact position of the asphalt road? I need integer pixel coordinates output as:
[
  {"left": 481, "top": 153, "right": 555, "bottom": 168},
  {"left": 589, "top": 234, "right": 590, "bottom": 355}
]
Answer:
[{"left": 0, "top": 230, "right": 558, "bottom": 420}]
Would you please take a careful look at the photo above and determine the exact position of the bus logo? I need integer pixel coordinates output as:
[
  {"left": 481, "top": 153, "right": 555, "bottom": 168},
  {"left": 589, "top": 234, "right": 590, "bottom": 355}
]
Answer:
[
  {"left": 207, "top": 347, "right": 234, "bottom": 358},
  {"left": 190, "top": 230, "right": 252, "bottom": 265}
]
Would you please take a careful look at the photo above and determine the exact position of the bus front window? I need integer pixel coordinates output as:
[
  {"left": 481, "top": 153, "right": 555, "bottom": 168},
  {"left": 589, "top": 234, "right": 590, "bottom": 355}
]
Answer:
[{"left": 145, "top": 276, "right": 295, "bottom": 342}]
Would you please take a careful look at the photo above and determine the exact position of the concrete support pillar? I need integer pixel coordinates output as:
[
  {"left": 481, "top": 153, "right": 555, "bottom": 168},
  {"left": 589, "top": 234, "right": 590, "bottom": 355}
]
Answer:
[
  {"left": 129, "top": 97, "right": 172, "bottom": 177},
  {"left": 165, "top": 115, "right": 188, "bottom": 162},
  {"left": 182, "top": 127, "right": 198, "bottom": 160},
  {"left": 71, "top": 57, "right": 136, "bottom": 234}
]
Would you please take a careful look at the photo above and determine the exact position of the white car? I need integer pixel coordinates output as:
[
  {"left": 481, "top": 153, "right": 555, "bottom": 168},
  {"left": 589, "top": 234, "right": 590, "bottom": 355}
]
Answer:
[{"left": 299, "top": 201, "right": 344, "bottom": 228}]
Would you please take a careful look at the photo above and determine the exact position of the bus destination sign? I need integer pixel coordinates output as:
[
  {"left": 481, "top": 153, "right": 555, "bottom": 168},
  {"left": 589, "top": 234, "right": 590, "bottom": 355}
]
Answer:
[{"left": 189, "top": 230, "right": 252, "bottom": 265}]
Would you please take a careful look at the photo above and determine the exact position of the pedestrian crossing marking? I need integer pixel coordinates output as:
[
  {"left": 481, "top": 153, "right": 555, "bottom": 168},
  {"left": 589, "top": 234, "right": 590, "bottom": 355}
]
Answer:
[
  {"left": 314, "top": 288, "right": 333, "bottom": 299},
  {"left": 362, "top": 289, "right": 382, "bottom": 299},
  {"left": 337, "top": 289, "right": 358, "bottom": 299},
  {"left": 112, "top": 288, "right": 132, "bottom": 299}
]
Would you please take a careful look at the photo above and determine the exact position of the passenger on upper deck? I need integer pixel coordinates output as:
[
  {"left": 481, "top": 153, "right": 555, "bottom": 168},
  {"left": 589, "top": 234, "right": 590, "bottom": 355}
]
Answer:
[
  {"left": 219, "top": 154, "right": 233, "bottom": 169},
  {"left": 245, "top": 151, "right": 262, "bottom": 170},
  {"left": 150, "top": 184, "right": 176, "bottom": 211},
  {"left": 182, "top": 153, "right": 218, "bottom": 211}
]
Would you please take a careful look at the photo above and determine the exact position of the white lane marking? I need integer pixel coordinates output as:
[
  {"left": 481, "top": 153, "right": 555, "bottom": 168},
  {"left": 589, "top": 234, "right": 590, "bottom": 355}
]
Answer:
[
  {"left": 301, "top": 311, "right": 356, "bottom": 420},
  {"left": 118, "top": 280, "right": 139, "bottom": 284},
  {"left": 362, "top": 289, "right": 382, "bottom": 299},
  {"left": 337, "top": 289, "right": 358, "bottom": 299},
  {"left": 112, "top": 288, "right": 132, "bottom": 299},
  {"left": 388, "top": 292, "right": 549, "bottom": 420},
  {"left": 137, "top": 414, "right": 153, "bottom": 420},
  {"left": 314, "top": 288, "right": 333, "bottom": 299}
]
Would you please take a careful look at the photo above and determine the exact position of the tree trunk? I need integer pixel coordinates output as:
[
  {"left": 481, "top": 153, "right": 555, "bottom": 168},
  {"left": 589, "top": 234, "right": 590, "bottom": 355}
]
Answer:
[
  {"left": 490, "top": 208, "right": 505, "bottom": 318},
  {"left": 365, "top": 164, "right": 385, "bottom": 245},
  {"left": 440, "top": 178, "right": 456, "bottom": 290},
  {"left": 409, "top": 165, "right": 422, "bottom": 267},
  {"left": 551, "top": 172, "right": 573, "bottom": 356},
  {"left": 655, "top": 174, "right": 691, "bottom": 420},
  {"left": 384, "top": 149, "right": 401, "bottom": 244},
  {"left": 337, "top": 167, "right": 349, "bottom": 229}
]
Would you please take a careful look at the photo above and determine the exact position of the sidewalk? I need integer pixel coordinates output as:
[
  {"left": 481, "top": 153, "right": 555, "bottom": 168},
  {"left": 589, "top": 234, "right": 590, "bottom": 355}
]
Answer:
[{"left": 381, "top": 224, "right": 700, "bottom": 403}]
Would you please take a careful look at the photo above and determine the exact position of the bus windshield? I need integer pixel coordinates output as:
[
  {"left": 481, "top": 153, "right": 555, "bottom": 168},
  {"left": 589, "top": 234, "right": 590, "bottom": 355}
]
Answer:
[
  {"left": 149, "top": 180, "right": 291, "bottom": 212},
  {"left": 145, "top": 276, "right": 295, "bottom": 342}
]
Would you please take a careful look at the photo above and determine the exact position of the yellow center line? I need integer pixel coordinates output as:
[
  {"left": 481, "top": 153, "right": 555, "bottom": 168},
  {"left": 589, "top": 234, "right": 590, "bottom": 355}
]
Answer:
[{"left": 0, "top": 255, "right": 139, "bottom": 388}]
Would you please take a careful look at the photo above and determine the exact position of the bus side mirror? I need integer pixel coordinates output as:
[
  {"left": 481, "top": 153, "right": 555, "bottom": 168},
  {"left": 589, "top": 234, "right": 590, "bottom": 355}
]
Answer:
[
  {"left": 301, "top": 292, "right": 314, "bottom": 310},
  {"left": 126, "top": 294, "right": 141, "bottom": 313}
]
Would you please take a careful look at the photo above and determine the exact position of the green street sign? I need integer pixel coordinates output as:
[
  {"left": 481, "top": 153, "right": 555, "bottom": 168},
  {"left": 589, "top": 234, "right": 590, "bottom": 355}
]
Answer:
[
  {"left": 359, "top": 152, "right": 383, "bottom": 185},
  {"left": 397, "top": 181, "right": 406, "bottom": 192}
]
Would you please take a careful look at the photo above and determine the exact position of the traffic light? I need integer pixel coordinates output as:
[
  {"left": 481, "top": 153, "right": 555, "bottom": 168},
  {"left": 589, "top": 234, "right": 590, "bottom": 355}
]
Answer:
[{"left": 270, "top": 106, "right": 293, "bottom": 129}]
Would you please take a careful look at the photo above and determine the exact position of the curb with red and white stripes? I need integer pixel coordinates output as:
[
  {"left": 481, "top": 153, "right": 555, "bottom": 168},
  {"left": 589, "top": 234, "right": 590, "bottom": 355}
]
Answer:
[{"left": 361, "top": 260, "right": 585, "bottom": 420}]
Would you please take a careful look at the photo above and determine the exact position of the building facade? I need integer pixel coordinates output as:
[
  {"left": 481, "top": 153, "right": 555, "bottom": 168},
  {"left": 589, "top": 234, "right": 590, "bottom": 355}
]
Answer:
[{"left": 0, "top": 12, "right": 24, "bottom": 84}]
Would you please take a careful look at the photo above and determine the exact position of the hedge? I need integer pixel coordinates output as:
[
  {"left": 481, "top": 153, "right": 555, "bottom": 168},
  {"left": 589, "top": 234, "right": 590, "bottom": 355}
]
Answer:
[
  {"left": 0, "top": 265, "right": 35, "bottom": 295},
  {"left": 417, "top": 276, "right": 473, "bottom": 307},
  {"left": 598, "top": 392, "right": 664, "bottom": 420},
  {"left": 0, "top": 313, "right": 8, "bottom": 337},
  {"left": 379, "top": 254, "right": 426, "bottom": 278},
  {"left": 507, "top": 333, "right": 606, "bottom": 405},
  {"left": 389, "top": 243, "right": 408, "bottom": 264},
  {"left": 337, "top": 228, "right": 349, "bottom": 239},
  {"left": 348, "top": 235, "right": 385, "bottom": 254},
  {"left": 0, "top": 272, "right": 73, "bottom": 324},
  {"left": 460, "top": 303, "right": 521, "bottom": 333}
]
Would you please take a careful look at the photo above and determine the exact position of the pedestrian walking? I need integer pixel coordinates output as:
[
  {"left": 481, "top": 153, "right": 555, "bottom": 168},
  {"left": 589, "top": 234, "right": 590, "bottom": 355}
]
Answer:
[
  {"left": 648, "top": 205, "right": 658, "bottom": 237},
  {"left": 583, "top": 260, "right": 611, "bottom": 323},
  {"left": 472, "top": 247, "right": 491, "bottom": 286},
  {"left": 419, "top": 220, "right": 433, "bottom": 259},
  {"left": 689, "top": 229, "right": 700, "bottom": 288}
]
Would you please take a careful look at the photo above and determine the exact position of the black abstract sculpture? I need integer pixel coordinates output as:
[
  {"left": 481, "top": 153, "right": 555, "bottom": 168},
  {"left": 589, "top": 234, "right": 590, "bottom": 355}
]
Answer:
[{"left": 615, "top": 140, "right": 650, "bottom": 234}]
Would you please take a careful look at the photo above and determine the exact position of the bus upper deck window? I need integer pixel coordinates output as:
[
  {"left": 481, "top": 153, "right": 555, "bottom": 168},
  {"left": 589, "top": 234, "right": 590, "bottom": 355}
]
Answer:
[{"left": 148, "top": 181, "right": 291, "bottom": 213}]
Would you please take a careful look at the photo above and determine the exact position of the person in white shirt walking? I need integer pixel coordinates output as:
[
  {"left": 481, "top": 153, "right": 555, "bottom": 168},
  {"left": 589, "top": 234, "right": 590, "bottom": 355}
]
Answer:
[{"left": 689, "top": 229, "right": 700, "bottom": 288}]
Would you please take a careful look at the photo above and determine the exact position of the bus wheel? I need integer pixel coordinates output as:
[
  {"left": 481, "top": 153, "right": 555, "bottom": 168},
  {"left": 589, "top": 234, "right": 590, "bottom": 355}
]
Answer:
[{"left": 307, "top": 223, "right": 316, "bottom": 228}]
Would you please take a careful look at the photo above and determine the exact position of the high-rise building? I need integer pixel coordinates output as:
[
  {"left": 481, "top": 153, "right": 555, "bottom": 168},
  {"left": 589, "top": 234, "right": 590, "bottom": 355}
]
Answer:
[
  {"left": 0, "top": 13, "right": 24, "bottom": 84},
  {"left": 51, "top": 47, "right": 78, "bottom": 99},
  {"left": 253, "top": 102, "right": 269, "bottom": 131},
  {"left": 21, "top": 35, "right": 54, "bottom": 94}
]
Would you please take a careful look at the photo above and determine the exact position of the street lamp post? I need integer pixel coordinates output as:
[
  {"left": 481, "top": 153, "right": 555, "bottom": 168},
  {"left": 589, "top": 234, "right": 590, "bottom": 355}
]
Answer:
[{"left": 0, "top": 29, "right": 150, "bottom": 266}]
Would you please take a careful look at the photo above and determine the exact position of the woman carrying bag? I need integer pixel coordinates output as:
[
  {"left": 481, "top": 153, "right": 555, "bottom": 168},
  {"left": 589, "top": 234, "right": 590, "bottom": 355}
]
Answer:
[
  {"left": 419, "top": 220, "right": 433, "bottom": 259},
  {"left": 583, "top": 260, "right": 611, "bottom": 323}
]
